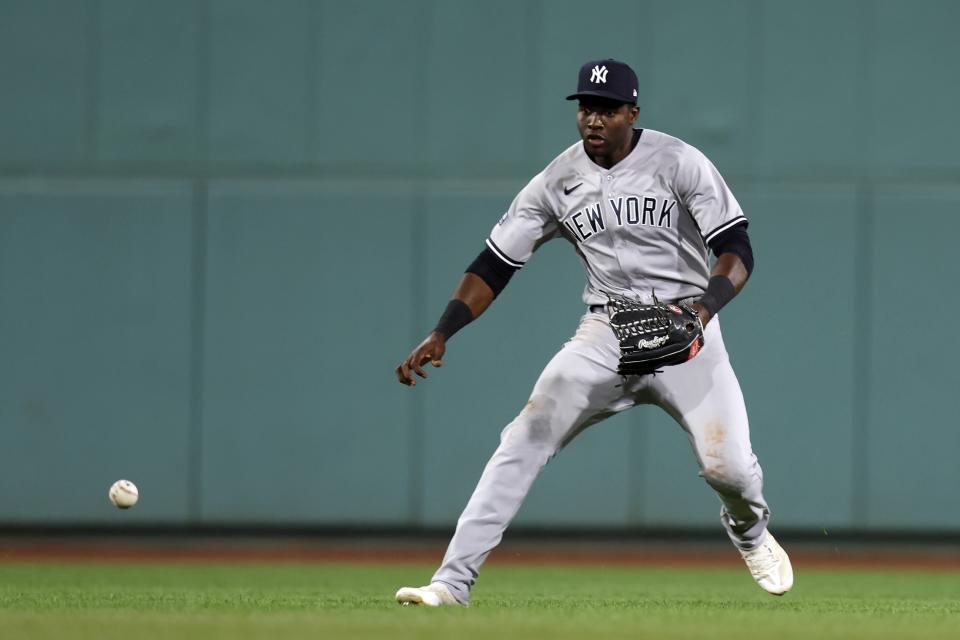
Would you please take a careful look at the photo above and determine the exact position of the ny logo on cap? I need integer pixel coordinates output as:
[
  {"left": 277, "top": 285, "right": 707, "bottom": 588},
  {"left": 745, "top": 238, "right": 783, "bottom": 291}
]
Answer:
[{"left": 590, "top": 65, "right": 608, "bottom": 84}]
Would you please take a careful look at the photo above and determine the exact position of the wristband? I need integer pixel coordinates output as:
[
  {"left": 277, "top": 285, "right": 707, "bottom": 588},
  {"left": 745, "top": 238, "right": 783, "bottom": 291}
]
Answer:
[
  {"left": 434, "top": 299, "right": 474, "bottom": 340},
  {"left": 697, "top": 275, "right": 736, "bottom": 318}
]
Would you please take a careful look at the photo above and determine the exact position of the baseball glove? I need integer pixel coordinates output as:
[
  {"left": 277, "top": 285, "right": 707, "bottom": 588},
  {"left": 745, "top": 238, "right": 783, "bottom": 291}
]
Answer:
[{"left": 606, "top": 296, "right": 704, "bottom": 376}]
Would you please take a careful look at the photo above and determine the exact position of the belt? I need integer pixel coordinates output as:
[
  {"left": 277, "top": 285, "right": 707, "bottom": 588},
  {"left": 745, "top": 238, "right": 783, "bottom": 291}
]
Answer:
[{"left": 590, "top": 297, "right": 697, "bottom": 313}]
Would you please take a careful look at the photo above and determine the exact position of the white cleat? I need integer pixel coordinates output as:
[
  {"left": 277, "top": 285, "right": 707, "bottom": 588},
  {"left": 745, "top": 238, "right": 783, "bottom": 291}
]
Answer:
[
  {"left": 395, "top": 582, "right": 461, "bottom": 607},
  {"left": 740, "top": 533, "right": 794, "bottom": 595}
]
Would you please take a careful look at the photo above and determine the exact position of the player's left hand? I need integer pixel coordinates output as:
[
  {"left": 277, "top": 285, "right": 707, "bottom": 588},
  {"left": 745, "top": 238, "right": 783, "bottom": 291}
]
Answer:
[{"left": 692, "top": 302, "right": 712, "bottom": 327}]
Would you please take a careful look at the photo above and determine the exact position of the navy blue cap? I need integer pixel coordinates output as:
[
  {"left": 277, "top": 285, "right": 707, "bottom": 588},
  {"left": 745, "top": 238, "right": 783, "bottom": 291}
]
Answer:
[{"left": 565, "top": 59, "right": 638, "bottom": 104}]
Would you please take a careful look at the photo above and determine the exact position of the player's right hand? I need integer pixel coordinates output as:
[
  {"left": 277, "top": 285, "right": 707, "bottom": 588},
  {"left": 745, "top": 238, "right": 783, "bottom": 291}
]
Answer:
[{"left": 396, "top": 332, "right": 446, "bottom": 386}]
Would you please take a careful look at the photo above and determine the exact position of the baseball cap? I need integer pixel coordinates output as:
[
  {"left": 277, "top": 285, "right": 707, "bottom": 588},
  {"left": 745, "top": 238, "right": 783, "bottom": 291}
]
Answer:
[{"left": 565, "top": 59, "right": 638, "bottom": 104}]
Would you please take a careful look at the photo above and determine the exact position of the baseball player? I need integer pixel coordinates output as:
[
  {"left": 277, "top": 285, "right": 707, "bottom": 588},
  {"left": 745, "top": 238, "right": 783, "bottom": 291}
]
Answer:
[{"left": 394, "top": 59, "right": 793, "bottom": 607}]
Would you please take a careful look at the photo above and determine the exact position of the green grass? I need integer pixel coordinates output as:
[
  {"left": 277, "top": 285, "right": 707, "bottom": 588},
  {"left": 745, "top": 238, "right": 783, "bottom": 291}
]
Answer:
[{"left": 1, "top": 563, "right": 959, "bottom": 639}]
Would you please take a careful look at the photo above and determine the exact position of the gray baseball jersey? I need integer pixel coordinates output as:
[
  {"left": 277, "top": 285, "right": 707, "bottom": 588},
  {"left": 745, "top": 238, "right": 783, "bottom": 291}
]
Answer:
[{"left": 486, "top": 128, "right": 746, "bottom": 304}]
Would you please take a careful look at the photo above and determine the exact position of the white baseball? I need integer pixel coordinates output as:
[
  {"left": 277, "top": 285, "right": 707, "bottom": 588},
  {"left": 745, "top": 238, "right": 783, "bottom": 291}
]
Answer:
[{"left": 108, "top": 479, "right": 139, "bottom": 509}]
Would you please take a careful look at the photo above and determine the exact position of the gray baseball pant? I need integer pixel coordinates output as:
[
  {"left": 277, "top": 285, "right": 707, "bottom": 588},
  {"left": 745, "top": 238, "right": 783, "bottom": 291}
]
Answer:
[{"left": 432, "top": 310, "right": 769, "bottom": 605}]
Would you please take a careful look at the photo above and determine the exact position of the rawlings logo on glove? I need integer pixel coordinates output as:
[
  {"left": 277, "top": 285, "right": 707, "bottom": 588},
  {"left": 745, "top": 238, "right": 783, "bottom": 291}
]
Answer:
[
  {"left": 637, "top": 335, "right": 670, "bottom": 349},
  {"left": 605, "top": 295, "right": 704, "bottom": 376}
]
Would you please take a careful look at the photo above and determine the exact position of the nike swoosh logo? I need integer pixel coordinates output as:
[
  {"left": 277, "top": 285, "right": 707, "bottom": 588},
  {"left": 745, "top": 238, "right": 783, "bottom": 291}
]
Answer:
[{"left": 563, "top": 183, "right": 583, "bottom": 196}]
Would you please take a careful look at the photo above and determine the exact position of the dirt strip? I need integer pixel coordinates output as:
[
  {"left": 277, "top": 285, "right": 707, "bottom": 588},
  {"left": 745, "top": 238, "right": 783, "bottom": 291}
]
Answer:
[{"left": 2, "top": 542, "right": 960, "bottom": 571}]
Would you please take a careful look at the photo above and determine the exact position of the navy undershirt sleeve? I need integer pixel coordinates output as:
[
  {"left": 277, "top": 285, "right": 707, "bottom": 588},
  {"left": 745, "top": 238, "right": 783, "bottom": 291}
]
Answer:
[
  {"left": 707, "top": 222, "right": 754, "bottom": 275},
  {"left": 466, "top": 246, "right": 519, "bottom": 297}
]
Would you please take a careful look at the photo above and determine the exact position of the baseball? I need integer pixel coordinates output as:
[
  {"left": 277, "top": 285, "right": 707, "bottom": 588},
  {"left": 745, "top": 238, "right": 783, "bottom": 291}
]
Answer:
[{"left": 108, "top": 479, "right": 139, "bottom": 509}]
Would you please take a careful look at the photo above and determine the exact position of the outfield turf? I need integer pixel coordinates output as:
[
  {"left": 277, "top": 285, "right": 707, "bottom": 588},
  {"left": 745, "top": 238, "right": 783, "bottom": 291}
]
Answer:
[{"left": 1, "top": 563, "right": 958, "bottom": 639}]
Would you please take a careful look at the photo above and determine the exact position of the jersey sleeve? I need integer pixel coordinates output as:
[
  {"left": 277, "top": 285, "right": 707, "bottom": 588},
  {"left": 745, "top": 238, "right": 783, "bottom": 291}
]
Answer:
[
  {"left": 675, "top": 145, "right": 747, "bottom": 245},
  {"left": 486, "top": 172, "right": 558, "bottom": 268}
]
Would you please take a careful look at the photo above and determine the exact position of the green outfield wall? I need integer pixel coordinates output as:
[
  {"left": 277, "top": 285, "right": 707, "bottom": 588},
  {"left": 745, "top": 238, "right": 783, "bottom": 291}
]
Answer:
[{"left": 1, "top": 0, "right": 958, "bottom": 532}]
